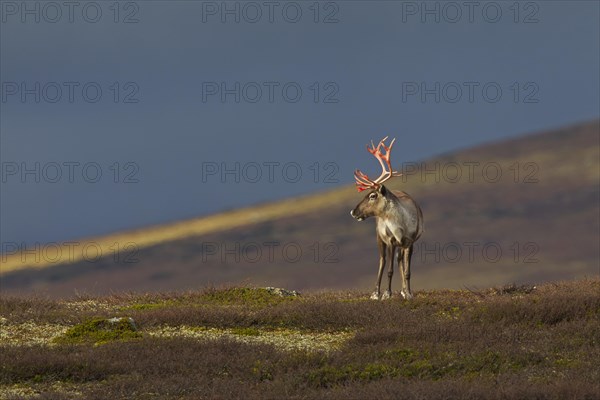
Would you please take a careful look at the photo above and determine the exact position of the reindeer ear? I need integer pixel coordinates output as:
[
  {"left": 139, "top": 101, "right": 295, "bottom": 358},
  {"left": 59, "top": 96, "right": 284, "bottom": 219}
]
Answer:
[{"left": 378, "top": 185, "right": 387, "bottom": 195}]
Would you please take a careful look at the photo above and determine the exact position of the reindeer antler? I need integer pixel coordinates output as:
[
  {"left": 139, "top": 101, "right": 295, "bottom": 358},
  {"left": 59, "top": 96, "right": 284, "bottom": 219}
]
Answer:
[{"left": 354, "top": 136, "right": 402, "bottom": 192}]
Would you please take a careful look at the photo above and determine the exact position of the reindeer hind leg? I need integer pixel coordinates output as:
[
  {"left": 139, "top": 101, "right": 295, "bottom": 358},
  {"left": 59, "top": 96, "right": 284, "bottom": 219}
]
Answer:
[
  {"left": 401, "top": 245, "right": 414, "bottom": 300},
  {"left": 382, "top": 245, "right": 395, "bottom": 300}
]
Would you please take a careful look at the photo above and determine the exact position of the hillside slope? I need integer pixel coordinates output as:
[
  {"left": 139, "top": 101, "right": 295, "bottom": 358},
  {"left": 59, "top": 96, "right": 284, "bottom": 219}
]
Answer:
[{"left": 2, "top": 120, "right": 599, "bottom": 296}]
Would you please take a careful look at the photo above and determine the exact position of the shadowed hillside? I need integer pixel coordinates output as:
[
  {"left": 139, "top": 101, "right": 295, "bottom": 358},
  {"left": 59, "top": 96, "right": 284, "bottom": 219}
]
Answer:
[{"left": 1, "top": 120, "right": 599, "bottom": 297}]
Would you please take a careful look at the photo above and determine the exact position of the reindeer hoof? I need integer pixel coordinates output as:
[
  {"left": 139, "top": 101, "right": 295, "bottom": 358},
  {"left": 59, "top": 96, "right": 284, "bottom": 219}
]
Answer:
[
  {"left": 401, "top": 290, "right": 414, "bottom": 300},
  {"left": 381, "top": 290, "right": 392, "bottom": 300},
  {"left": 370, "top": 291, "right": 381, "bottom": 300}
]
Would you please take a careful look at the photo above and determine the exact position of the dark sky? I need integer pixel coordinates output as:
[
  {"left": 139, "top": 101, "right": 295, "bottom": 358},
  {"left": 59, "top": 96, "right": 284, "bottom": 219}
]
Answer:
[{"left": 1, "top": 1, "right": 599, "bottom": 246}]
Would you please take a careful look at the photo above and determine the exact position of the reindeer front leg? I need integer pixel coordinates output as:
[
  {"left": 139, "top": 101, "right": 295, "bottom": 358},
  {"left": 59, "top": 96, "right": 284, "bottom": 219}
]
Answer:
[
  {"left": 400, "top": 245, "right": 414, "bottom": 300},
  {"left": 372, "top": 237, "right": 387, "bottom": 300}
]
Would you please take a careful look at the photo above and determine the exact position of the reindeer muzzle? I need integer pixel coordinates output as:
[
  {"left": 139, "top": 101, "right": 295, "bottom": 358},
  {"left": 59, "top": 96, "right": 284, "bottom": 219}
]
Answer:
[{"left": 350, "top": 209, "right": 365, "bottom": 222}]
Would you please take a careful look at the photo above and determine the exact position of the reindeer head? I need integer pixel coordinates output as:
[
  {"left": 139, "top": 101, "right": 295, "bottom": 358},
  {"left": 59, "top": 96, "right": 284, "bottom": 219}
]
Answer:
[{"left": 350, "top": 137, "right": 402, "bottom": 221}]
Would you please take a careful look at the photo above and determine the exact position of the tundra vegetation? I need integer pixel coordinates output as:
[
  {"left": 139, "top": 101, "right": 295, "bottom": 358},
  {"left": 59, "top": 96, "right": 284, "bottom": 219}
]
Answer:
[{"left": 0, "top": 280, "right": 599, "bottom": 399}]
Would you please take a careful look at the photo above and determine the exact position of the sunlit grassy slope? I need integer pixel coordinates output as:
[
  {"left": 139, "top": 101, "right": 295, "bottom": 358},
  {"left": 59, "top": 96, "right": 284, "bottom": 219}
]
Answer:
[
  {"left": 0, "top": 186, "right": 355, "bottom": 274},
  {"left": 2, "top": 120, "right": 599, "bottom": 296}
]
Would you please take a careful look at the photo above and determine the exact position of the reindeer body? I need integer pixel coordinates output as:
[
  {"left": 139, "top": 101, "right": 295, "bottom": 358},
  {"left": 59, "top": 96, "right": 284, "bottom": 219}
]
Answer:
[
  {"left": 351, "top": 186, "right": 423, "bottom": 299},
  {"left": 350, "top": 137, "right": 423, "bottom": 300},
  {"left": 376, "top": 190, "right": 423, "bottom": 247}
]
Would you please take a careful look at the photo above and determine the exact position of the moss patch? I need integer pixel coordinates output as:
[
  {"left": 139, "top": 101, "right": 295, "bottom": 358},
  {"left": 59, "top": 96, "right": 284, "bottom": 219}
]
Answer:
[
  {"left": 121, "top": 300, "right": 177, "bottom": 311},
  {"left": 306, "top": 348, "right": 543, "bottom": 388},
  {"left": 200, "top": 287, "right": 298, "bottom": 307},
  {"left": 145, "top": 325, "right": 351, "bottom": 352},
  {"left": 306, "top": 363, "right": 399, "bottom": 387},
  {"left": 231, "top": 327, "right": 261, "bottom": 336},
  {"left": 54, "top": 318, "right": 141, "bottom": 345}
]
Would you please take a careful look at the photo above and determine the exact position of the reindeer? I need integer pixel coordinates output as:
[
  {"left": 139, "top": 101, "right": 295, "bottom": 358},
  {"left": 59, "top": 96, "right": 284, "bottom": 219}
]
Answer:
[{"left": 350, "top": 137, "right": 423, "bottom": 300}]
